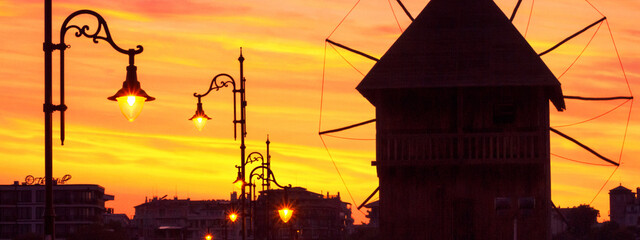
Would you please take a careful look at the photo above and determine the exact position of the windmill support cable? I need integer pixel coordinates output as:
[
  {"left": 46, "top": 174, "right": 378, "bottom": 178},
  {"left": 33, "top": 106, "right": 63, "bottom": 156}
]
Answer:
[
  {"left": 551, "top": 201, "right": 571, "bottom": 228},
  {"left": 558, "top": 21, "right": 603, "bottom": 79},
  {"left": 585, "top": 0, "right": 605, "bottom": 17},
  {"left": 319, "top": 119, "right": 376, "bottom": 135},
  {"left": 552, "top": 99, "right": 631, "bottom": 128},
  {"left": 358, "top": 187, "right": 380, "bottom": 210},
  {"left": 325, "top": 134, "right": 375, "bottom": 141},
  {"left": 523, "top": 0, "right": 535, "bottom": 37},
  {"left": 326, "top": 39, "right": 380, "bottom": 62},
  {"left": 319, "top": 42, "right": 328, "bottom": 131},
  {"left": 605, "top": 20, "right": 634, "bottom": 96},
  {"left": 590, "top": 100, "right": 633, "bottom": 205},
  {"left": 387, "top": 0, "right": 403, "bottom": 32},
  {"left": 539, "top": 17, "right": 606, "bottom": 56},
  {"left": 319, "top": 135, "right": 368, "bottom": 216},
  {"left": 396, "top": 0, "right": 414, "bottom": 21},
  {"left": 551, "top": 153, "right": 612, "bottom": 166},
  {"left": 549, "top": 127, "right": 618, "bottom": 166},
  {"left": 328, "top": 41, "right": 365, "bottom": 76},
  {"left": 327, "top": 0, "right": 363, "bottom": 39},
  {"left": 564, "top": 96, "right": 633, "bottom": 101},
  {"left": 510, "top": 0, "right": 523, "bottom": 22}
]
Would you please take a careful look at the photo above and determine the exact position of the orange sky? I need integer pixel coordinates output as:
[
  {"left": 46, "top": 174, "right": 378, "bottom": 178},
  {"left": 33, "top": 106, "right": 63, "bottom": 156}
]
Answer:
[{"left": 1, "top": 0, "right": 639, "bottom": 224}]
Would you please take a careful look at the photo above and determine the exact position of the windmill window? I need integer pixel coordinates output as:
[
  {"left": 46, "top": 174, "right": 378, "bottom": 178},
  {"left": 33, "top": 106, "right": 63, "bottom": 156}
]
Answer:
[{"left": 493, "top": 103, "right": 516, "bottom": 125}]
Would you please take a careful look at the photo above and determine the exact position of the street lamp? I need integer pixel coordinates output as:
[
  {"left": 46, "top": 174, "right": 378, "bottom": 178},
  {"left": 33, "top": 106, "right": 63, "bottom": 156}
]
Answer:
[
  {"left": 190, "top": 48, "right": 248, "bottom": 240},
  {"left": 278, "top": 207, "right": 293, "bottom": 223},
  {"left": 108, "top": 64, "right": 155, "bottom": 122},
  {"left": 233, "top": 166, "right": 244, "bottom": 190},
  {"left": 247, "top": 153, "right": 293, "bottom": 240},
  {"left": 277, "top": 187, "right": 294, "bottom": 240},
  {"left": 229, "top": 212, "right": 239, "bottom": 223},
  {"left": 43, "top": 2, "right": 154, "bottom": 239}
]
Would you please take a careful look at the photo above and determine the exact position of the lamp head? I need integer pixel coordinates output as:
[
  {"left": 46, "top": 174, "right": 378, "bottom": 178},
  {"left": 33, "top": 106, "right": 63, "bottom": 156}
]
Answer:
[
  {"left": 189, "top": 102, "right": 211, "bottom": 131},
  {"left": 108, "top": 65, "right": 155, "bottom": 122},
  {"left": 278, "top": 207, "right": 293, "bottom": 223},
  {"left": 233, "top": 178, "right": 244, "bottom": 190},
  {"left": 205, "top": 234, "right": 212, "bottom": 240},
  {"left": 232, "top": 167, "right": 244, "bottom": 189},
  {"left": 228, "top": 212, "right": 238, "bottom": 223}
]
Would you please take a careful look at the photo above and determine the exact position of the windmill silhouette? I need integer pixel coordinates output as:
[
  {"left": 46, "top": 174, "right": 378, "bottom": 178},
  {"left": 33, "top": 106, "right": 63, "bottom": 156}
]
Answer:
[{"left": 318, "top": 0, "right": 634, "bottom": 239}]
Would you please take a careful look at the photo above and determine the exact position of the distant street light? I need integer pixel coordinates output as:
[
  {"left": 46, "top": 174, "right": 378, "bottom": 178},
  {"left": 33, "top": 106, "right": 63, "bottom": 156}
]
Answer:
[
  {"left": 233, "top": 166, "right": 244, "bottom": 189},
  {"left": 190, "top": 48, "right": 249, "bottom": 240},
  {"left": 205, "top": 234, "right": 213, "bottom": 240},
  {"left": 229, "top": 212, "right": 239, "bottom": 223},
  {"left": 43, "top": 1, "right": 154, "bottom": 239},
  {"left": 190, "top": 100, "right": 211, "bottom": 131},
  {"left": 246, "top": 147, "right": 292, "bottom": 239},
  {"left": 277, "top": 186, "right": 294, "bottom": 240}
]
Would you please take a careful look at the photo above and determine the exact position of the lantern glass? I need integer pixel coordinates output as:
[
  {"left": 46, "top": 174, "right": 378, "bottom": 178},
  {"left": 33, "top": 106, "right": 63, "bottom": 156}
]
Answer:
[
  {"left": 116, "top": 96, "right": 146, "bottom": 122},
  {"left": 278, "top": 208, "right": 293, "bottom": 223}
]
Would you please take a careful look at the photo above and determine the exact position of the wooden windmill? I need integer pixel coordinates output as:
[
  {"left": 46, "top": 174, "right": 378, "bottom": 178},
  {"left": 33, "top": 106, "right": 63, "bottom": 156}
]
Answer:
[
  {"left": 319, "top": 0, "right": 632, "bottom": 239},
  {"left": 356, "top": 0, "right": 563, "bottom": 238}
]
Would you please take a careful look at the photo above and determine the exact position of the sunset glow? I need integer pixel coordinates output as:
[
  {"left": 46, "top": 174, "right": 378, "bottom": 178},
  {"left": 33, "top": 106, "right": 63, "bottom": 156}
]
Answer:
[{"left": 1, "top": 0, "right": 639, "bottom": 226}]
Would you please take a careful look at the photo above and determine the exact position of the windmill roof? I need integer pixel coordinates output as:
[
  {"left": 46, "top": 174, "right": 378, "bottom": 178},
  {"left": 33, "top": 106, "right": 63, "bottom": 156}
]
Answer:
[{"left": 356, "top": 0, "right": 565, "bottom": 110}]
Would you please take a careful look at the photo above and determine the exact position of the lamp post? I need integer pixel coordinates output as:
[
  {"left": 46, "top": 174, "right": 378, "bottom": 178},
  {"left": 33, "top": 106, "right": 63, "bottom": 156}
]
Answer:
[
  {"left": 190, "top": 48, "right": 247, "bottom": 240},
  {"left": 43, "top": 2, "right": 154, "bottom": 239},
  {"left": 248, "top": 178, "right": 293, "bottom": 240},
  {"left": 246, "top": 147, "right": 292, "bottom": 240}
]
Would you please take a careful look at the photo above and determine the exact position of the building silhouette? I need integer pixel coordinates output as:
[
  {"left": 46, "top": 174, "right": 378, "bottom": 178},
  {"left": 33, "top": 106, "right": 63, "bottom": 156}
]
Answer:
[
  {"left": 0, "top": 180, "right": 112, "bottom": 239},
  {"left": 609, "top": 185, "right": 640, "bottom": 227},
  {"left": 355, "top": 0, "right": 565, "bottom": 238},
  {"left": 551, "top": 205, "right": 599, "bottom": 237},
  {"left": 252, "top": 187, "right": 353, "bottom": 240},
  {"left": 363, "top": 200, "right": 378, "bottom": 228},
  {"left": 133, "top": 195, "right": 239, "bottom": 240}
]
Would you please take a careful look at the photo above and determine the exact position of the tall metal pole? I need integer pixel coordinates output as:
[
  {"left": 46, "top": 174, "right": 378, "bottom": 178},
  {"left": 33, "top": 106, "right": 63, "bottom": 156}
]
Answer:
[
  {"left": 43, "top": 0, "right": 56, "bottom": 239},
  {"left": 238, "top": 49, "right": 247, "bottom": 240},
  {"left": 265, "top": 136, "right": 271, "bottom": 240},
  {"left": 42, "top": 5, "right": 151, "bottom": 239}
]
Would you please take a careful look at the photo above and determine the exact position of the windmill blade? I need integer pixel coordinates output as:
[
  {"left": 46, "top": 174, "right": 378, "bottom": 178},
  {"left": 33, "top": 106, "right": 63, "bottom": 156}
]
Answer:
[
  {"left": 539, "top": 17, "right": 606, "bottom": 56},
  {"left": 396, "top": 0, "right": 415, "bottom": 21},
  {"left": 358, "top": 186, "right": 379, "bottom": 210},
  {"left": 319, "top": 119, "right": 376, "bottom": 135},
  {"left": 326, "top": 39, "right": 380, "bottom": 62},
  {"left": 564, "top": 95, "right": 633, "bottom": 101},
  {"left": 510, "top": 0, "right": 523, "bottom": 22},
  {"left": 550, "top": 127, "right": 619, "bottom": 166}
]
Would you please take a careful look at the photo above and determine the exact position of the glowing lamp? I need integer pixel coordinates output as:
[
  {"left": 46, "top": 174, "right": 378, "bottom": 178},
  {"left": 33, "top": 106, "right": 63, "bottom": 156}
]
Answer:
[
  {"left": 108, "top": 65, "right": 155, "bottom": 121},
  {"left": 189, "top": 102, "right": 211, "bottom": 131},
  {"left": 205, "top": 234, "right": 212, "bottom": 240},
  {"left": 229, "top": 213, "right": 238, "bottom": 223},
  {"left": 278, "top": 207, "right": 293, "bottom": 223},
  {"left": 232, "top": 168, "right": 244, "bottom": 189},
  {"left": 233, "top": 179, "right": 244, "bottom": 190}
]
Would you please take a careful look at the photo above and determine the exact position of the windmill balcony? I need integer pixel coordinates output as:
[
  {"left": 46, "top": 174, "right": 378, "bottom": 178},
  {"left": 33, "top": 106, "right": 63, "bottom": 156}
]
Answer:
[{"left": 378, "top": 131, "right": 544, "bottom": 166}]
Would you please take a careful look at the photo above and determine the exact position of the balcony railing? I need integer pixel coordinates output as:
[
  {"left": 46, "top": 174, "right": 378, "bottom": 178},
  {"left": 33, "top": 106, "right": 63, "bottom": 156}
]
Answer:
[{"left": 378, "top": 132, "right": 546, "bottom": 166}]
